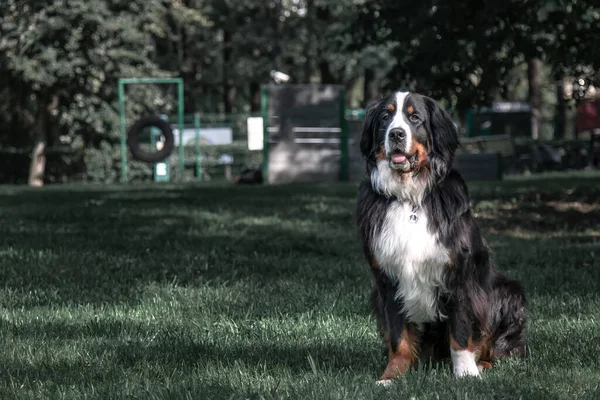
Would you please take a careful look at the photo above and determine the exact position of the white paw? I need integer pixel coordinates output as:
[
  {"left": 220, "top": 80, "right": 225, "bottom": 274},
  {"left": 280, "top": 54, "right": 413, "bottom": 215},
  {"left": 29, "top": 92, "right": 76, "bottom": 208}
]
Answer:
[
  {"left": 451, "top": 350, "right": 481, "bottom": 378},
  {"left": 376, "top": 379, "right": 395, "bottom": 387},
  {"left": 453, "top": 363, "right": 481, "bottom": 378}
]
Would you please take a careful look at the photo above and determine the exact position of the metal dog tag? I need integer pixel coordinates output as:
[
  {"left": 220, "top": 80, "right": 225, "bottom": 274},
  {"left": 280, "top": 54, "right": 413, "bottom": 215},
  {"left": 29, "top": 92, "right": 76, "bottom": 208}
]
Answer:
[{"left": 409, "top": 204, "right": 418, "bottom": 223}]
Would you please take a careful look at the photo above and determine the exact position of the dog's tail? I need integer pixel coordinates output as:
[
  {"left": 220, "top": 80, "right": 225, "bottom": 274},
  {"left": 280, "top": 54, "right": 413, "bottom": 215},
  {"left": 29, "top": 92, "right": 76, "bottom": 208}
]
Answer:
[{"left": 487, "top": 273, "right": 527, "bottom": 360}]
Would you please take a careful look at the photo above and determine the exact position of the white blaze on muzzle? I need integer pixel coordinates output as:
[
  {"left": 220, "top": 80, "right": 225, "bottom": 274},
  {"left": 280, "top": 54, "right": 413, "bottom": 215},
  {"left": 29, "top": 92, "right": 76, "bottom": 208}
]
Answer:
[{"left": 384, "top": 91, "right": 412, "bottom": 156}]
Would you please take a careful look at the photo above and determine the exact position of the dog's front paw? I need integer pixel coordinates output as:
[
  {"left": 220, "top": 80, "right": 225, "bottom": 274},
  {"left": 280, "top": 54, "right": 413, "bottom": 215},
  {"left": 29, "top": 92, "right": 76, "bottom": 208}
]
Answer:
[
  {"left": 477, "top": 360, "right": 492, "bottom": 373},
  {"left": 454, "top": 363, "right": 481, "bottom": 378},
  {"left": 451, "top": 350, "right": 482, "bottom": 378},
  {"left": 375, "top": 379, "right": 395, "bottom": 387}
]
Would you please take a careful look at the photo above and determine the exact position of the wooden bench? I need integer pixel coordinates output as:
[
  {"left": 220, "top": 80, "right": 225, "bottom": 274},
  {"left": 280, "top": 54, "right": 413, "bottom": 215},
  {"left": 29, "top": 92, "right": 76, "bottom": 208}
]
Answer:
[{"left": 454, "top": 134, "right": 516, "bottom": 181}]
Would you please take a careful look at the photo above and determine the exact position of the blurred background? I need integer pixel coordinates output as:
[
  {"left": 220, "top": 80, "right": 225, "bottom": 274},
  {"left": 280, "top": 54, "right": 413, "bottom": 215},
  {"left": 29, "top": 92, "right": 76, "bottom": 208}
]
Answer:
[{"left": 1, "top": 0, "right": 600, "bottom": 186}]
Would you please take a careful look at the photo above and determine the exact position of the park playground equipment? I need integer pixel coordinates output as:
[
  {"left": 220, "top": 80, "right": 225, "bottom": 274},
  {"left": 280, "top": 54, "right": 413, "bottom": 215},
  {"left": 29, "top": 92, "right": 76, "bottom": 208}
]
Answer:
[
  {"left": 119, "top": 79, "right": 600, "bottom": 184},
  {"left": 262, "top": 83, "right": 353, "bottom": 184},
  {"left": 119, "top": 81, "right": 363, "bottom": 184},
  {"left": 119, "top": 78, "right": 186, "bottom": 182},
  {"left": 118, "top": 80, "right": 521, "bottom": 183}
]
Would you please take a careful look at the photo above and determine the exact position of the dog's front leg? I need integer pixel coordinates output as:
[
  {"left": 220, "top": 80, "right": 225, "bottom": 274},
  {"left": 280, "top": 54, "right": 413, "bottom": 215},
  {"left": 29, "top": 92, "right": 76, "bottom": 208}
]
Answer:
[
  {"left": 372, "top": 270, "right": 420, "bottom": 384},
  {"left": 378, "top": 322, "right": 420, "bottom": 384},
  {"left": 449, "top": 304, "right": 481, "bottom": 378}
]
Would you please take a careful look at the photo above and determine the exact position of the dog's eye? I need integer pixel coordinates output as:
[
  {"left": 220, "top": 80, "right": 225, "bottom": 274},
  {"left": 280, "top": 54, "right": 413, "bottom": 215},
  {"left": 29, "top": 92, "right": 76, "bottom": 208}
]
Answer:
[
  {"left": 409, "top": 114, "right": 420, "bottom": 122},
  {"left": 382, "top": 114, "right": 390, "bottom": 121}
]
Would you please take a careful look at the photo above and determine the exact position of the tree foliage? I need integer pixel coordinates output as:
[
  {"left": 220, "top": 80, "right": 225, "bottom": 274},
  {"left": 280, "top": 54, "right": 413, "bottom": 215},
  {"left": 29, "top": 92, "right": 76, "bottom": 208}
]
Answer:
[
  {"left": 355, "top": 0, "right": 599, "bottom": 114},
  {"left": 0, "top": 0, "right": 599, "bottom": 183}
]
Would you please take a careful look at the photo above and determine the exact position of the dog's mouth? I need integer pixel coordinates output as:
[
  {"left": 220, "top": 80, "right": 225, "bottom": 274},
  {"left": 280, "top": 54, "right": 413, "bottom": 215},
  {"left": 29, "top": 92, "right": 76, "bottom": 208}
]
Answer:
[{"left": 389, "top": 150, "right": 417, "bottom": 172}]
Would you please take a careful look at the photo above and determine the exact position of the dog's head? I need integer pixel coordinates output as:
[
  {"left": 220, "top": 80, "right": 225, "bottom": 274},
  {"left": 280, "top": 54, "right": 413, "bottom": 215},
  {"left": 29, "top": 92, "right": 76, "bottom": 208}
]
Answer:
[{"left": 360, "top": 91, "right": 459, "bottom": 201}]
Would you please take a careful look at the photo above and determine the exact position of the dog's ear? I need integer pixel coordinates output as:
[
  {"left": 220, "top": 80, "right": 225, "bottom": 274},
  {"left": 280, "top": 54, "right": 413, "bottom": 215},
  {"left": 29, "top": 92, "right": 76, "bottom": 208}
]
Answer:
[
  {"left": 359, "top": 100, "right": 380, "bottom": 159},
  {"left": 424, "top": 96, "right": 459, "bottom": 178}
]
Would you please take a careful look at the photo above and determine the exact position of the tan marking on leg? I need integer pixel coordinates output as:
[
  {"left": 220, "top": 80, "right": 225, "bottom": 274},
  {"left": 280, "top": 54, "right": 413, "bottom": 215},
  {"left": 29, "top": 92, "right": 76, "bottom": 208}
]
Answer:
[
  {"left": 477, "top": 333, "right": 495, "bottom": 364},
  {"left": 449, "top": 331, "right": 498, "bottom": 377},
  {"left": 379, "top": 326, "right": 420, "bottom": 381},
  {"left": 450, "top": 334, "right": 481, "bottom": 377},
  {"left": 446, "top": 253, "right": 456, "bottom": 270},
  {"left": 450, "top": 335, "right": 475, "bottom": 353}
]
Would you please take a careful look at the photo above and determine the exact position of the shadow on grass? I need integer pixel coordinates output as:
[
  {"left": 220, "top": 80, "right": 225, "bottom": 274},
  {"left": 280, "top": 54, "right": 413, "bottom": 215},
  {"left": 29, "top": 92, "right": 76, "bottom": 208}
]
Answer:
[
  {"left": 1, "top": 317, "right": 378, "bottom": 389},
  {"left": 0, "top": 359, "right": 241, "bottom": 399},
  {"left": 476, "top": 203, "right": 600, "bottom": 233},
  {"left": 0, "top": 184, "right": 368, "bottom": 318},
  {"left": 1, "top": 176, "right": 600, "bottom": 309}
]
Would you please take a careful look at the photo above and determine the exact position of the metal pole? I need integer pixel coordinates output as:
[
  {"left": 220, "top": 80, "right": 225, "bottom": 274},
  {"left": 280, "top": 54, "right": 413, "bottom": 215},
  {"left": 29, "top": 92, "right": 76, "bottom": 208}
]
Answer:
[
  {"left": 118, "top": 78, "right": 184, "bottom": 85},
  {"left": 339, "top": 87, "right": 349, "bottom": 181},
  {"left": 118, "top": 80, "right": 128, "bottom": 182},
  {"left": 195, "top": 113, "right": 202, "bottom": 180},
  {"left": 177, "top": 80, "right": 185, "bottom": 179},
  {"left": 465, "top": 108, "right": 473, "bottom": 137},
  {"left": 261, "top": 86, "right": 269, "bottom": 184}
]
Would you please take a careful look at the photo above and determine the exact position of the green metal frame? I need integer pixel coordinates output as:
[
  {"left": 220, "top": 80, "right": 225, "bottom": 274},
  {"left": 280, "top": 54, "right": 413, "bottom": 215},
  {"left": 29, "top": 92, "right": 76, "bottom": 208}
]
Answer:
[
  {"left": 194, "top": 113, "right": 202, "bottom": 180},
  {"left": 465, "top": 108, "right": 474, "bottom": 138},
  {"left": 339, "top": 87, "right": 349, "bottom": 181},
  {"left": 260, "top": 87, "right": 269, "bottom": 183},
  {"left": 118, "top": 77, "right": 184, "bottom": 182}
]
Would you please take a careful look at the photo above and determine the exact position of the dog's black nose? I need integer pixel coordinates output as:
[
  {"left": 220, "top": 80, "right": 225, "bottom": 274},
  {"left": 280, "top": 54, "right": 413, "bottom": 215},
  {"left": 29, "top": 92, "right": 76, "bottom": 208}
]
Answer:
[{"left": 389, "top": 128, "right": 406, "bottom": 141}]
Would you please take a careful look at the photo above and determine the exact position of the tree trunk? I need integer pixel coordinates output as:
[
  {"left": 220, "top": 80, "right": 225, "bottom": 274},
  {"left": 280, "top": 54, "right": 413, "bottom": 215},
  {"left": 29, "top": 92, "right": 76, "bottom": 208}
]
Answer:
[
  {"left": 28, "top": 97, "right": 51, "bottom": 186},
  {"left": 250, "top": 82, "right": 261, "bottom": 112},
  {"left": 303, "top": 0, "right": 314, "bottom": 82},
  {"left": 28, "top": 95, "right": 59, "bottom": 187},
  {"left": 179, "top": 25, "right": 197, "bottom": 113},
  {"left": 226, "top": 86, "right": 237, "bottom": 114},
  {"left": 554, "top": 71, "right": 566, "bottom": 139},
  {"left": 528, "top": 58, "right": 542, "bottom": 140},
  {"left": 363, "top": 68, "right": 378, "bottom": 106},
  {"left": 223, "top": 28, "right": 233, "bottom": 113},
  {"left": 319, "top": 60, "right": 335, "bottom": 84},
  {"left": 28, "top": 141, "right": 46, "bottom": 187}
]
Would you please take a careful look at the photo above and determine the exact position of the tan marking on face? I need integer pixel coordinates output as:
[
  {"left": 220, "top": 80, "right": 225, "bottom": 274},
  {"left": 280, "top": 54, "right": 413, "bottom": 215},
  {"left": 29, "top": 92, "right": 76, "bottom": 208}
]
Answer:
[
  {"left": 387, "top": 104, "right": 395, "bottom": 113},
  {"left": 370, "top": 255, "right": 380, "bottom": 270},
  {"left": 409, "top": 139, "right": 429, "bottom": 167},
  {"left": 376, "top": 145, "right": 387, "bottom": 160},
  {"left": 407, "top": 105, "right": 414, "bottom": 114}
]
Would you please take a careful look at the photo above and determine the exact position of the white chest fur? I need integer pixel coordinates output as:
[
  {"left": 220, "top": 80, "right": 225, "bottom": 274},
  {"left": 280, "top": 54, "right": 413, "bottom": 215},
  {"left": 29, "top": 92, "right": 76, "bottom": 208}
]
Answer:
[{"left": 373, "top": 201, "right": 450, "bottom": 324}]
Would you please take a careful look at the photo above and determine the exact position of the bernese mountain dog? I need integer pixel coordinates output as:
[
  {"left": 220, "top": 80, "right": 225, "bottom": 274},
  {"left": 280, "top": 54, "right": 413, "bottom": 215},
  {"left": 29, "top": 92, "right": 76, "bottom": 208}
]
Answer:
[{"left": 356, "top": 91, "right": 527, "bottom": 384}]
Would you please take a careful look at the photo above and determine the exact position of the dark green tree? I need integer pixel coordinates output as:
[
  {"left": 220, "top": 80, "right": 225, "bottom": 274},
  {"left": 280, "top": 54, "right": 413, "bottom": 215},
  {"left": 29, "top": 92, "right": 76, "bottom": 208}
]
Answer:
[{"left": 0, "top": 0, "right": 209, "bottom": 184}]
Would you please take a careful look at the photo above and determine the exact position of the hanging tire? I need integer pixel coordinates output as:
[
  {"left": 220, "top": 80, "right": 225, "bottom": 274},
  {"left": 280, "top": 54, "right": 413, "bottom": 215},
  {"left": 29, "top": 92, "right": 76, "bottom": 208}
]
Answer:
[{"left": 126, "top": 115, "right": 175, "bottom": 163}]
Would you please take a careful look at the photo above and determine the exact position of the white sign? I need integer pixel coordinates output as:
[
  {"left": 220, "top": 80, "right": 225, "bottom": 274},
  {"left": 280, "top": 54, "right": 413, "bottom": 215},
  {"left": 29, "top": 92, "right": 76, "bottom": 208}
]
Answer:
[
  {"left": 247, "top": 117, "right": 264, "bottom": 151},
  {"left": 218, "top": 154, "right": 234, "bottom": 165},
  {"left": 172, "top": 127, "right": 233, "bottom": 146},
  {"left": 156, "top": 163, "right": 168, "bottom": 176}
]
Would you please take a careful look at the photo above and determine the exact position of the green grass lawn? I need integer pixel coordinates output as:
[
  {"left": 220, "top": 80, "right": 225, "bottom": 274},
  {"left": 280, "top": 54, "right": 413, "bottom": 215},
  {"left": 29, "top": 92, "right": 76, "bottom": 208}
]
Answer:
[{"left": 1, "top": 172, "right": 599, "bottom": 399}]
